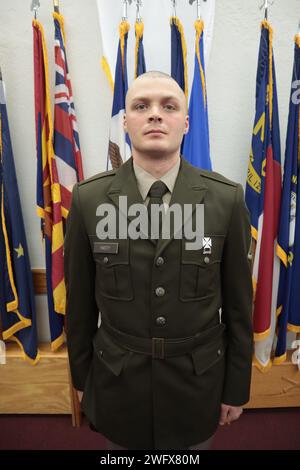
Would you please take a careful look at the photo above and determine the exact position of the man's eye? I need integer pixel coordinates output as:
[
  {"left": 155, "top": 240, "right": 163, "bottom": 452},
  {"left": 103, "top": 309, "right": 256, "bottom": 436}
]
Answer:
[
  {"left": 164, "top": 104, "right": 176, "bottom": 110},
  {"left": 135, "top": 104, "right": 147, "bottom": 110}
]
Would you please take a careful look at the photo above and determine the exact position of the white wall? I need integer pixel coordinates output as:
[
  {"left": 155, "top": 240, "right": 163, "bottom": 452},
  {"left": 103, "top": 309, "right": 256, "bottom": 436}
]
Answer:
[{"left": 0, "top": 0, "right": 298, "bottom": 340}]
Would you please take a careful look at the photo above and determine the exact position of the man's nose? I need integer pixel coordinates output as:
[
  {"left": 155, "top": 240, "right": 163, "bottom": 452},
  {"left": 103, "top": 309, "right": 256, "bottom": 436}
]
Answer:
[
  {"left": 148, "top": 107, "right": 162, "bottom": 122},
  {"left": 149, "top": 114, "right": 162, "bottom": 122}
]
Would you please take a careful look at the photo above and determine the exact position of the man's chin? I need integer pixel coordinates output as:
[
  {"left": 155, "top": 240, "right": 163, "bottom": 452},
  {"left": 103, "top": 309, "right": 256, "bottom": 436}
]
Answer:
[{"left": 138, "top": 146, "right": 170, "bottom": 158}]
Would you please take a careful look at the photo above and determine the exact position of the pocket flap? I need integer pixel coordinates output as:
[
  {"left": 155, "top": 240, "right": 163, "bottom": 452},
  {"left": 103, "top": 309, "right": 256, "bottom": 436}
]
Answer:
[
  {"left": 191, "top": 325, "right": 227, "bottom": 376},
  {"left": 92, "top": 327, "right": 129, "bottom": 376},
  {"left": 89, "top": 236, "right": 130, "bottom": 266}
]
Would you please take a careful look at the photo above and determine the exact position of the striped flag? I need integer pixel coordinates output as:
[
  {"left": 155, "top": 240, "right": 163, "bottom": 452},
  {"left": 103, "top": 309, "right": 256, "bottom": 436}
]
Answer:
[
  {"left": 107, "top": 21, "right": 131, "bottom": 170},
  {"left": 33, "top": 19, "right": 66, "bottom": 351},
  {"left": 274, "top": 36, "right": 300, "bottom": 364},
  {"left": 182, "top": 19, "right": 211, "bottom": 170},
  {"left": 170, "top": 16, "right": 188, "bottom": 100},
  {"left": 245, "top": 20, "right": 282, "bottom": 371},
  {"left": 0, "top": 72, "right": 39, "bottom": 364},
  {"left": 53, "top": 12, "right": 84, "bottom": 219},
  {"left": 134, "top": 21, "right": 146, "bottom": 78}
]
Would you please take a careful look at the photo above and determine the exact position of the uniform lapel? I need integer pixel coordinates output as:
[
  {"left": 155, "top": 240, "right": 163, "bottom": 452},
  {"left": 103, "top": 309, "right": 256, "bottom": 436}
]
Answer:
[
  {"left": 106, "top": 157, "right": 208, "bottom": 252},
  {"left": 156, "top": 158, "right": 208, "bottom": 257},
  {"left": 106, "top": 157, "right": 155, "bottom": 244}
]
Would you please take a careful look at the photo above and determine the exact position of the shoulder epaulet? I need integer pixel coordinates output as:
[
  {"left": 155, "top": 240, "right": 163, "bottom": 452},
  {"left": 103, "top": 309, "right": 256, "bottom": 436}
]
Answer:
[
  {"left": 199, "top": 169, "right": 238, "bottom": 188},
  {"left": 78, "top": 169, "right": 116, "bottom": 187}
]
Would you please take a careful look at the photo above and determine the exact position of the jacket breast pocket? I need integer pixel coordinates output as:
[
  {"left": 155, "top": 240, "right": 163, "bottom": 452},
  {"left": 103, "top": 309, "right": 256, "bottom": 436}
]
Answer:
[
  {"left": 92, "top": 326, "right": 131, "bottom": 376},
  {"left": 179, "top": 235, "right": 225, "bottom": 302},
  {"left": 91, "top": 238, "right": 134, "bottom": 301}
]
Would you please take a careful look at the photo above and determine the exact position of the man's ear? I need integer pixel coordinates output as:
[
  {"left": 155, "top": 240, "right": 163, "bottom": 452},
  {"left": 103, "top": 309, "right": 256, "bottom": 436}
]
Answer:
[
  {"left": 123, "top": 114, "right": 127, "bottom": 132},
  {"left": 184, "top": 115, "right": 189, "bottom": 134}
]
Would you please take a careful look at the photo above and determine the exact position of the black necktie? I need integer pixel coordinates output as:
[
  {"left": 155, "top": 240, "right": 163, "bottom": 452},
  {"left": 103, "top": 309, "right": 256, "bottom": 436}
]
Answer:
[{"left": 147, "top": 181, "right": 169, "bottom": 242}]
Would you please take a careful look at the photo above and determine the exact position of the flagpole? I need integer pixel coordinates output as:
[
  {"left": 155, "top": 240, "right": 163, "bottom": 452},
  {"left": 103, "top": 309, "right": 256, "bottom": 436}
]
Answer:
[
  {"left": 30, "top": 0, "right": 40, "bottom": 19},
  {"left": 188, "top": 0, "right": 202, "bottom": 20},
  {"left": 197, "top": 0, "right": 201, "bottom": 20},
  {"left": 122, "top": 0, "right": 132, "bottom": 21},
  {"left": 171, "top": 0, "right": 177, "bottom": 17},
  {"left": 53, "top": 0, "right": 60, "bottom": 14},
  {"left": 135, "top": 0, "right": 142, "bottom": 23},
  {"left": 259, "top": 0, "right": 275, "bottom": 21}
]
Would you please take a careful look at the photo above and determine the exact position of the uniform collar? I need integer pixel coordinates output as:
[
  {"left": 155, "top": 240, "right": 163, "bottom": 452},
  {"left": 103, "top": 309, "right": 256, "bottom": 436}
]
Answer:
[{"left": 133, "top": 158, "right": 181, "bottom": 201}]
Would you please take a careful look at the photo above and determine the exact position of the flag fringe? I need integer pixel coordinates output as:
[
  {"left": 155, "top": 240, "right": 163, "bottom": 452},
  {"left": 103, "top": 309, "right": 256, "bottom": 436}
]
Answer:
[
  {"left": 276, "top": 305, "right": 282, "bottom": 317},
  {"left": 119, "top": 20, "right": 130, "bottom": 73},
  {"left": 253, "top": 354, "right": 273, "bottom": 372},
  {"left": 287, "top": 322, "right": 300, "bottom": 333},
  {"left": 134, "top": 21, "right": 144, "bottom": 79},
  {"left": 1, "top": 185, "right": 19, "bottom": 311},
  {"left": 53, "top": 11, "right": 66, "bottom": 46},
  {"left": 261, "top": 20, "right": 273, "bottom": 128},
  {"left": 170, "top": 16, "right": 188, "bottom": 101},
  {"left": 295, "top": 34, "right": 300, "bottom": 49},
  {"left": 253, "top": 326, "right": 271, "bottom": 341},
  {"left": 2, "top": 311, "right": 32, "bottom": 341},
  {"left": 101, "top": 56, "right": 114, "bottom": 91},
  {"left": 9, "top": 335, "right": 41, "bottom": 365},
  {"left": 276, "top": 243, "right": 288, "bottom": 267},
  {"left": 273, "top": 352, "right": 287, "bottom": 365},
  {"left": 51, "top": 331, "right": 65, "bottom": 352},
  {"left": 251, "top": 225, "right": 258, "bottom": 241},
  {"left": 194, "top": 19, "right": 207, "bottom": 108},
  {"left": 32, "top": 20, "right": 55, "bottom": 184}
]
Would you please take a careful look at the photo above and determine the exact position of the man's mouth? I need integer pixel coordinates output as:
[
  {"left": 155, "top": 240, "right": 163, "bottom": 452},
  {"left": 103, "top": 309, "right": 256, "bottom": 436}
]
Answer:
[{"left": 145, "top": 129, "right": 166, "bottom": 135}]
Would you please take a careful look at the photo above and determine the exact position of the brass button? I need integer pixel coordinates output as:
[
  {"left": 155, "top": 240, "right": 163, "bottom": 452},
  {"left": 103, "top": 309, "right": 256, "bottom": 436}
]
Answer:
[
  {"left": 103, "top": 257, "right": 109, "bottom": 264},
  {"left": 155, "top": 316, "right": 166, "bottom": 327},
  {"left": 156, "top": 257, "right": 165, "bottom": 267},
  {"left": 155, "top": 287, "right": 165, "bottom": 297},
  {"left": 217, "top": 349, "right": 221, "bottom": 356},
  {"left": 204, "top": 256, "right": 210, "bottom": 264}
]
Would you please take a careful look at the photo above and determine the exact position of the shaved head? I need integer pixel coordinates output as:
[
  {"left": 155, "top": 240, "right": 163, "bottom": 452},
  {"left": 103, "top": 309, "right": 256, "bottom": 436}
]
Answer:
[
  {"left": 126, "top": 71, "right": 187, "bottom": 112},
  {"left": 123, "top": 70, "right": 189, "bottom": 164}
]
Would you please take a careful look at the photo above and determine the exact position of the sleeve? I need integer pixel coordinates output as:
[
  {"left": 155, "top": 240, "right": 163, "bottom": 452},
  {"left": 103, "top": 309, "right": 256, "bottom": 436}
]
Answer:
[
  {"left": 221, "top": 183, "right": 253, "bottom": 406},
  {"left": 64, "top": 183, "right": 99, "bottom": 391}
]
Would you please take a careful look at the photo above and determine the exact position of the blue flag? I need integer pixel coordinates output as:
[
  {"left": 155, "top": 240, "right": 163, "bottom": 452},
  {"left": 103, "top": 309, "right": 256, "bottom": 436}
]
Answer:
[
  {"left": 0, "top": 73, "right": 39, "bottom": 364},
  {"left": 274, "top": 37, "right": 300, "bottom": 364},
  {"left": 182, "top": 20, "right": 211, "bottom": 170},
  {"left": 135, "top": 21, "right": 146, "bottom": 78},
  {"left": 170, "top": 16, "right": 188, "bottom": 98},
  {"left": 107, "top": 21, "right": 131, "bottom": 170}
]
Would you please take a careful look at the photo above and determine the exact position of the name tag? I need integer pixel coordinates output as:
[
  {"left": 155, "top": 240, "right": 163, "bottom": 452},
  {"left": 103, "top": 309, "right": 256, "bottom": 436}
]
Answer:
[{"left": 93, "top": 242, "right": 119, "bottom": 254}]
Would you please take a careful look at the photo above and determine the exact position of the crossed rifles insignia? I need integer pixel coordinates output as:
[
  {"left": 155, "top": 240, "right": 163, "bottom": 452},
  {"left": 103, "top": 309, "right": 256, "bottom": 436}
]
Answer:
[{"left": 202, "top": 237, "right": 212, "bottom": 255}]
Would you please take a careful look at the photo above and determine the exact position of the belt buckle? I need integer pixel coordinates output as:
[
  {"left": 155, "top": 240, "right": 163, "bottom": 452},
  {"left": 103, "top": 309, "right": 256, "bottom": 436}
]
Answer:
[{"left": 152, "top": 337, "right": 165, "bottom": 359}]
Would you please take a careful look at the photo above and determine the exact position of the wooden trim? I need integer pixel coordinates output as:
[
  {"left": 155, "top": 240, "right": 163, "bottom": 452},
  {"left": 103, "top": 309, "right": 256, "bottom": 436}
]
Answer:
[
  {"left": 32, "top": 269, "right": 47, "bottom": 295},
  {"left": 1, "top": 343, "right": 299, "bottom": 413},
  {"left": 0, "top": 343, "right": 71, "bottom": 414},
  {"left": 246, "top": 351, "right": 300, "bottom": 409}
]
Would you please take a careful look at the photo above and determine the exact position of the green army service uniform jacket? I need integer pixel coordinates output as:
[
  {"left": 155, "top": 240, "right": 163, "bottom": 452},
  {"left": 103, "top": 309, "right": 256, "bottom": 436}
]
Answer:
[{"left": 64, "top": 156, "right": 253, "bottom": 450}]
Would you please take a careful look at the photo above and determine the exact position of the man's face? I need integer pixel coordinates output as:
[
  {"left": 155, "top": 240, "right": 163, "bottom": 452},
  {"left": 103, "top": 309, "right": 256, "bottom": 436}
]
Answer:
[{"left": 124, "top": 78, "right": 189, "bottom": 159}]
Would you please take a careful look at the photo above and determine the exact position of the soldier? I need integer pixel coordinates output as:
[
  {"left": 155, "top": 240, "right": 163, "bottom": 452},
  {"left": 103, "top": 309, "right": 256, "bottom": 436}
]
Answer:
[{"left": 64, "top": 71, "right": 253, "bottom": 451}]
